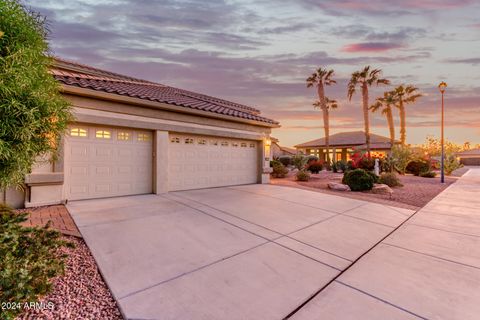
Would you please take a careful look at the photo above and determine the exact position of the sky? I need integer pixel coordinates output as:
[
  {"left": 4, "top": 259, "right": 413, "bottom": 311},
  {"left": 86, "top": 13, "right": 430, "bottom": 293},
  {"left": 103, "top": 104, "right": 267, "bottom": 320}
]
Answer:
[{"left": 29, "top": 0, "right": 480, "bottom": 147}]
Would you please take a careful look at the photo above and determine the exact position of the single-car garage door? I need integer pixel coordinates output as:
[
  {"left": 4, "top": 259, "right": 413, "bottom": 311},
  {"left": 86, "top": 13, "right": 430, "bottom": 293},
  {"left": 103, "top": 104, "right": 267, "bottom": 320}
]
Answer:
[
  {"left": 169, "top": 134, "right": 259, "bottom": 191},
  {"left": 65, "top": 125, "right": 153, "bottom": 200}
]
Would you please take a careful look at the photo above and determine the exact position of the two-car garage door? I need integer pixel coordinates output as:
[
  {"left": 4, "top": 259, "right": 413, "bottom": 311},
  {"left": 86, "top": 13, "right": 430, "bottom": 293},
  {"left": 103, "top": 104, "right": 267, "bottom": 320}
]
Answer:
[{"left": 65, "top": 125, "right": 259, "bottom": 200}]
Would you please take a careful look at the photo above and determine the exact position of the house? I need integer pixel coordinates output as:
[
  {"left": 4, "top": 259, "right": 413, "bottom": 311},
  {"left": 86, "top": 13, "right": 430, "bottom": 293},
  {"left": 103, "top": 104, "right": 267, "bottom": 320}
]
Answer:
[
  {"left": 456, "top": 148, "right": 480, "bottom": 165},
  {"left": 3, "top": 58, "right": 279, "bottom": 208},
  {"left": 295, "top": 131, "right": 396, "bottom": 162},
  {"left": 271, "top": 138, "right": 297, "bottom": 158}
]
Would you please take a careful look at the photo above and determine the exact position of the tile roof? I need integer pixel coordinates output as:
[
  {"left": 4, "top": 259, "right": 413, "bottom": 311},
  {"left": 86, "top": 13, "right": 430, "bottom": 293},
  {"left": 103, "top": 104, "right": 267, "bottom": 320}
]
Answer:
[
  {"left": 295, "top": 131, "right": 394, "bottom": 148},
  {"left": 52, "top": 58, "right": 278, "bottom": 125}
]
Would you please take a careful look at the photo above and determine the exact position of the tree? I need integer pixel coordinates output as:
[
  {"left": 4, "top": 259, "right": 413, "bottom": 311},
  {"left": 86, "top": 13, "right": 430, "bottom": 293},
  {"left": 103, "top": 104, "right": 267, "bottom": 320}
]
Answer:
[
  {"left": 370, "top": 91, "right": 396, "bottom": 147},
  {"left": 0, "top": 0, "right": 71, "bottom": 189},
  {"left": 393, "top": 85, "right": 422, "bottom": 145},
  {"left": 347, "top": 66, "right": 390, "bottom": 155},
  {"left": 306, "top": 67, "right": 336, "bottom": 163}
]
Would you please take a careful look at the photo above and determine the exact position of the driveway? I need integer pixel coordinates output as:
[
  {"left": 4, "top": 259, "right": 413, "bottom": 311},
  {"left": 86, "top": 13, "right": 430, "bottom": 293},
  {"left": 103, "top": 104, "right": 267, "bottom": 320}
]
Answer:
[{"left": 67, "top": 184, "right": 415, "bottom": 319}]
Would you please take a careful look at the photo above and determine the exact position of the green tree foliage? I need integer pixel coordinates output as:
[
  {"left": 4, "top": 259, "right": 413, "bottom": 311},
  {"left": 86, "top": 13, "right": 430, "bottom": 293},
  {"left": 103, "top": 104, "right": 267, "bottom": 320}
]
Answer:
[{"left": 0, "top": 0, "right": 71, "bottom": 188}]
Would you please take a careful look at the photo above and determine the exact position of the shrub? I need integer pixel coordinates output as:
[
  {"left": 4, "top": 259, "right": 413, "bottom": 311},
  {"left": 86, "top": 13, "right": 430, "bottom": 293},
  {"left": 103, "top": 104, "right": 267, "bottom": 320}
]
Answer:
[
  {"left": 296, "top": 170, "right": 310, "bottom": 181},
  {"left": 419, "top": 171, "right": 436, "bottom": 178},
  {"left": 337, "top": 160, "right": 348, "bottom": 173},
  {"left": 342, "top": 169, "right": 375, "bottom": 191},
  {"left": 391, "top": 145, "right": 413, "bottom": 174},
  {"left": 379, "top": 172, "right": 403, "bottom": 187},
  {"left": 270, "top": 159, "right": 281, "bottom": 167},
  {"left": 307, "top": 160, "right": 323, "bottom": 174},
  {"left": 292, "top": 155, "right": 308, "bottom": 170},
  {"left": 444, "top": 154, "right": 463, "bottom": 175},
  {"left": 381, "top": 156, "right": 396, "bottom": 173},
  {"left": 406, "top": 160, "right": 430, "bottom": 176},
  {"left": 305, "top": 155, "right": 319, "bottom": 164},
  {"left": 350, "top": 151, "right": 375, "bottom": 170},
  {"left": 272, "top": 163, "right": 288, "bottom": 178},
  {"left": 278, "top": 155, "right": 292, "bottom": 167},
  {"left": 0, "top": 205, "right": 72, "bottom": 319},
  {"left": 331, "top": 161, "right": 338, "bottom": 173},
  {"left": 367, "top": 170, "right": 379, "bottom": 183}
]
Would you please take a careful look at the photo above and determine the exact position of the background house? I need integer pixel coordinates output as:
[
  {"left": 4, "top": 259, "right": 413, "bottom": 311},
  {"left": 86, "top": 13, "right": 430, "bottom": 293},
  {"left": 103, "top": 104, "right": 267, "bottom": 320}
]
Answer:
[
  {"left": 271, "top": 137, "right": 297, "bottom": 158},
  {"left": 2, "top": 58, "right": 279, "bottom": 208},
  {"left": 456, "top": 148, "right": 480, "bottom": 165},
  {"left": 295, "top": 131, "right": 397, "bottom": 162}
]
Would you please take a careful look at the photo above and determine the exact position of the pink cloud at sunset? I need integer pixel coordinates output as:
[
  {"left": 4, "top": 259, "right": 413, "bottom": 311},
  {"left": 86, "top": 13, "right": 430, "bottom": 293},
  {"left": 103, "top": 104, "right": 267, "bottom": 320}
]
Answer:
[{"left": 342, "top": 42, "right": 404, "bottom": 53}]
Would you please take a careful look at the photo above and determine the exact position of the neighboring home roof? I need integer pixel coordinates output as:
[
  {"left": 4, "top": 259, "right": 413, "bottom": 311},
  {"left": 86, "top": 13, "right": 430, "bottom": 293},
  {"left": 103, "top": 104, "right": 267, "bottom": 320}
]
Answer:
[
  {"left": 357, "top": 142, "right": 394, "bottom": 150},
  {"left": 456, "top": 148, "right": 480, "bottom": 156},
  {"left": 276, "top": 144, "right": 297, "bottom": 155},
  {"left": 51, "top": 58, "right": 278, "bottom": 126},
  {"left": 295, "top": 131, "right": 395, "bottom": 148}
]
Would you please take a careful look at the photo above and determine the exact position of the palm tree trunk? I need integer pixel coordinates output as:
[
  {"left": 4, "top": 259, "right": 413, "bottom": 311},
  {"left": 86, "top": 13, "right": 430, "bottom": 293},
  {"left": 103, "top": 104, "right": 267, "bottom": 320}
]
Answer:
[
  {"left": 399, "top": 100, "right": 406, "bottom": 145},
  {"left": 317, "top": 83, "right": 330, "bottom": 163},
  {"left": 386, "top": 107, "right": 395, "bottom": 147},
  {"left": 362, "top": 84, "right": 370, "bottom": 156}
]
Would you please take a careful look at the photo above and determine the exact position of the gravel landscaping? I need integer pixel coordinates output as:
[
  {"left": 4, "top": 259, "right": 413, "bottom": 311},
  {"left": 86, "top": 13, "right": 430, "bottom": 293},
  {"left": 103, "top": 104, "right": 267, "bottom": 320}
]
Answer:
[
  {"left": 17, "top": 236, "right": 123, "bottom": 320},
  {"left": 272, "top": 170, "right": 459, "bottom": 209}
]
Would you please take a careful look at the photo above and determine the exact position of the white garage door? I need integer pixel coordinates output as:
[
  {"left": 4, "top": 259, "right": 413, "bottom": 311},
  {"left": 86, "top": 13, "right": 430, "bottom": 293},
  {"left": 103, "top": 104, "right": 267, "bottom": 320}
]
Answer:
[
  {"left": 65, "top": 125, "right": 153, "bottom": 200},
  {"left": 169, "top": 134, "right": 259, "bottom": 191}
]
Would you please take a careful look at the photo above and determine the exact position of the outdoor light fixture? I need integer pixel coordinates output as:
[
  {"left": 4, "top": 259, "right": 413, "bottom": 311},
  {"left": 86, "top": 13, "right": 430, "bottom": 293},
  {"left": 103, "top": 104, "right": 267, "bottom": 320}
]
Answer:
[{"left": 438, "top": 81, "right": 447, "bottom": 183}]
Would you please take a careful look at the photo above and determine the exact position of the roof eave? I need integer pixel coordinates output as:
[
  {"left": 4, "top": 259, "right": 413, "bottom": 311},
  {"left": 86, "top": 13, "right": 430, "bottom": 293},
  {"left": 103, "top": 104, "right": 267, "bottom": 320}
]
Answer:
[{"left": 61, "top": 85, "right": 280, "bottom": 129}]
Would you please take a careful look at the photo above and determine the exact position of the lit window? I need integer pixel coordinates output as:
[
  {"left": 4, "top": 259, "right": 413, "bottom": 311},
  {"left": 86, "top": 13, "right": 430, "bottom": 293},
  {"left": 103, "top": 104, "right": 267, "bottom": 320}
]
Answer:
[
  {"left": 221, "top": 141, "right": 229, "bottom": 146},
  {"left": 241, "top": 142, "right": 247, "bottom": 148},
  {"left": 249, "top": 143, "right": 255, "bottom": 148},
  {"left": 185, "top": 138, "right": 194, "bottom": 144},
  {"left": 96, "top": 130, "right": 111, "bottom": 139},
  {"left": 137, "top": 133, "right": 151, "bottom": 141},
  {"left": 170, "top": 137, "right": 180, "bottom": 143},
  {"left": 71, "top": 128, "right": 87, "bottom": 137},
  {"left": 198, "top": 139, "right": 207, "bottom": 145},
  {"left": 117, "top": 132, "right": 130, "bottom": 141}
]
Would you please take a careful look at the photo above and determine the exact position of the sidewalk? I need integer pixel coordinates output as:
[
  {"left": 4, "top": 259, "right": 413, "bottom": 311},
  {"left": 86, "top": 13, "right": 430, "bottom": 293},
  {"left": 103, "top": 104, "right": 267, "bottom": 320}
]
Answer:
[{"left": 292, "top": 168, "right": 480, "bottom": 319}]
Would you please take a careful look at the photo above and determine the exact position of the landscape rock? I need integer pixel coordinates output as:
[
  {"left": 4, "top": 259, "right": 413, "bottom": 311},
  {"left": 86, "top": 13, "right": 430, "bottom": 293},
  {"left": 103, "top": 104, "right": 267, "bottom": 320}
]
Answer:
[
  {"left": 372, "top": 183, "right": 393, "bottom": 195},
  {"left": 328, "top": 182, "right": 351, "bottom": 191}
]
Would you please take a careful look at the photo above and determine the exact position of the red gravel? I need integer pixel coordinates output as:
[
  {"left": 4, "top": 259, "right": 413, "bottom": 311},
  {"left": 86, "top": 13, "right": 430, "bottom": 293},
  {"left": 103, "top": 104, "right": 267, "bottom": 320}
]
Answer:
[
  {"left": 17, "top": 236, "right": 123, "bottom": 320},
  {"left": 272, "top": 171, "right": 458, "bottom": 209}
]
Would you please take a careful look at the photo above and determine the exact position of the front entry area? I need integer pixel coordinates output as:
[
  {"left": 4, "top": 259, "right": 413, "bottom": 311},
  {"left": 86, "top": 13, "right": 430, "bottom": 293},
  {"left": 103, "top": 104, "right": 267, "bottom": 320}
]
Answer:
[{"left": 64, "top": 125, "right": 153, "bottom": 200}]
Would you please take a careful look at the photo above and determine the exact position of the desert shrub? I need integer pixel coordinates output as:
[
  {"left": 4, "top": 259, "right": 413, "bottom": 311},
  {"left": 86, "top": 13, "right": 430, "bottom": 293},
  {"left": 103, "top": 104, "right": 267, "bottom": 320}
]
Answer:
[
  {"left": 305, "top": 155, "right": 319, "bottom": 164},
  {"left": 278, "top": 155, "right": 292, "bottom": 167},
  {"left": 272, "top": 163, "right": 288, "bottom": 178},
  {"left": 444, "top": 154, "right": 463, "bottom": 175},
  {"left": 292, "top": 155, "right": 308, "bottom": 170},
  {"left": 346, "top": 160, "right": 355, "bottom": 171},
  {"left": 337, "top": 160, "right": 348, "bottom": 172},
  {"left": 307, "top": 160, "right": 323, "bottom": 174},
  {"left": 270, "top": 159, "right": 281, "bottom": 167},
  {"left": 331, "top": 161, "right": 338, "bottom": 173},
  {"left": 406, "top": 159, "right": 430, "bottom": 176},
  {"left": 350, "top": 151, "right": 375, "bottom": 170},
  {"left": 419, "top": 171, "right": 436, "bottom": 178},
  {"left": 381, "top": 156, "right": 396, "bottom": 173},
  {"left": 296, "top": 170, "right": 310, "bottom": 181},
  {"left": 391, "top": 145, "right": 413, "bottom": 174},
  {"left": 379, "top": 172, "right": 403, "bottom": 187},
  {"left": 0, "top": 205, "right": 72, "bottom": 319},
  {"left": 342, "top": 169, "right": 375, "bottom": 191}
]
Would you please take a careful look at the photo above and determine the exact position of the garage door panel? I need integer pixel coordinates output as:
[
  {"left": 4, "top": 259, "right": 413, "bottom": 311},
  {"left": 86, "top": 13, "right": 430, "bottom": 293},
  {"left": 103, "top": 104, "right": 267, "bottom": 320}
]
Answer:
[
  {"left": 66, "top": 125, "right": 152, "bottom": 200},
  {"left": 169, "top": 134, "right": 258, "bottom": 191}
]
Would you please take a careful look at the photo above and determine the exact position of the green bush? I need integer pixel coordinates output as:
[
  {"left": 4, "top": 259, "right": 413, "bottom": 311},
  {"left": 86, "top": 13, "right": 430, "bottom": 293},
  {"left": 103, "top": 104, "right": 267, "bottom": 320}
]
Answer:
[
  {"left": 366, "top": 170, "right": 379, "bottom": 183},
  {"left": 406, "top": 160, "right": 430, "bottom": 176},
  {"left": 419, "top": 171, "right": 436, "bottom": 178},
  {"left": 307, "top": 160, "right": 323, "bottom": 174},
  {"left": 272, "top": 163, "right": 288, "bottom": 178},
  {"left": 296, "top": 170, "right": 310, "bottom": 181},
  {"left": 305, "top": 155, "right": 319, "bottom": 164},
  {"left": 342, "top": 169, "right": 375, "bottom": 191},
  {"left": 444, "top": 154, "right": 463, "bottom": 175},
  {"left": 379, "top": 172, "right": 403, "bottom": 187},
  {"left": 0, "top": 205, "right": 72, "bottom": 319},
  {"left": 278, "top": 155, "right": 292, "bottom": 167},
  {"left": 392, "top": 145, "right": 413, "bottom": 174},
  {"left": 337, "top": 160, "right": 348, "bottom": 172},
  {"left": 292, "top": 155, "right": 308, "bottom": 170},
  {"left": 331, "top": 161, "right": 338, "bottom": 173}
]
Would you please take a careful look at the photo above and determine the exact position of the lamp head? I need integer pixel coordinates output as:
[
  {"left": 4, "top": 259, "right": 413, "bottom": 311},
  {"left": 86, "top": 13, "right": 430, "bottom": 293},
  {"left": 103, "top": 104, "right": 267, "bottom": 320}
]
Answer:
[{"left": 438, "top": 81, "right": 447, "bottom": 93}]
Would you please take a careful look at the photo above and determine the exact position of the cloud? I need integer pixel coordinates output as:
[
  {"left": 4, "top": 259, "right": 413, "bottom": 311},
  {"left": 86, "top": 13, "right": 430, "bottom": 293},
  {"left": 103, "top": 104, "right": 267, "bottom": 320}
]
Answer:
[
  {"left": 342, "top": 42, "right": 405, "bottom": 52},
  {"left": 445, "top": 58, "right": 480, "bottom": 65},
  {"left": 331, "top": 25, "right": 426, "bottom": 42}
]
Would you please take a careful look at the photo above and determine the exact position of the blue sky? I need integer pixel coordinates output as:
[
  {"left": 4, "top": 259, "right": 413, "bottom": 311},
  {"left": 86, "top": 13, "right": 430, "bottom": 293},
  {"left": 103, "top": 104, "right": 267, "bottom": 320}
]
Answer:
[{"left": 30, "top": 0, "right": 480, "bottom": 147}]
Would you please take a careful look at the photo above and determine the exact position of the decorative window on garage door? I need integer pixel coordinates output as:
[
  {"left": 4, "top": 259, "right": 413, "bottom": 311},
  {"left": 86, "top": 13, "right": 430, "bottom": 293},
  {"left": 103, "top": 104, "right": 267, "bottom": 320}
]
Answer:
[
  {"left": 170, "top": 137, "right": 180, "bottom": 143},
  {"left": 137, "top": 133, "right": 151, "bottom": 142},
  {"left": 95, "top": 130, "right": 111, "bottom": 139},
  {"left": 117, "top": 132, "right": 131, "bottom": 141},
  {"left": 70, "top": 127, "right": 87, "bottom": 137}
]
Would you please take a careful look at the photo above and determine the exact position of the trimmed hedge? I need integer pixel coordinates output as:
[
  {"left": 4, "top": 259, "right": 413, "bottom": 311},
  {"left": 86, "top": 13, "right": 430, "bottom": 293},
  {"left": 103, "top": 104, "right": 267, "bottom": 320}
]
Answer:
[{"left": 342, "top": 169, "right": 375, "bottom": 191}]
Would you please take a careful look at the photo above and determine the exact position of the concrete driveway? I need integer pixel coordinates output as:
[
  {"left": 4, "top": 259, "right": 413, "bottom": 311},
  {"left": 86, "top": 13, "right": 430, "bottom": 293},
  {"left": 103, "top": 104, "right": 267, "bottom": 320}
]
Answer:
[{"left": 67, "top": 184, "right": 414, "bottom": 319}]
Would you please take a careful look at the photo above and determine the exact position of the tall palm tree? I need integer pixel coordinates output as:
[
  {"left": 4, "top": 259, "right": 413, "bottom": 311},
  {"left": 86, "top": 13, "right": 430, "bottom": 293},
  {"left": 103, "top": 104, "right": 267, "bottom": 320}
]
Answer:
[
  {"left": 370, "top": 91, "right": 397, "bottom": 147},
  {"left": 347, "top": 66, "right": 390, "bottom": 155},
  {"left": 393, "top": 85, "right": 422, "bottom": 145},
  {"left": 306, "top": 68, "right": 336, "bottom": 163}
]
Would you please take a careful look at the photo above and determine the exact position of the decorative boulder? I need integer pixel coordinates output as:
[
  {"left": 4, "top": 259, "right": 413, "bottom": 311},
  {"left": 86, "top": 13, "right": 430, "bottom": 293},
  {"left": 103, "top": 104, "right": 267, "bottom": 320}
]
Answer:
[
  {"left": 371, "top": 183, "right": 393, "bottom": 195},
  {"left": 328, "top": 182, "right": 351, "bottom": 191}
]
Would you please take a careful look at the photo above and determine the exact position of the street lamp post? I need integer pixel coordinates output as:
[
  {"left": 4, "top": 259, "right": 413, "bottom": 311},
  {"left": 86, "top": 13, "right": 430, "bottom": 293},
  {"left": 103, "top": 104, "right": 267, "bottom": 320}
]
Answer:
[{"left": 438, "top": 81, "right": 447, "bottom": 183}]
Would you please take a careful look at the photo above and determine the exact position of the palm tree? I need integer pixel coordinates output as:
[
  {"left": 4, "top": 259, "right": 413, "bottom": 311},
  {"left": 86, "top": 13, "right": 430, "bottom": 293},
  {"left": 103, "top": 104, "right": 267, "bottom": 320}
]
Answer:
[
  {"left": 347, "top": 66, "right": 390, "bottom": 155},
  {"left": 370, "top": 91, "right": 397, "bottom": 147},
  {"left": 306, "top": 68, "right": 336, "bottom": 163},
  {"left": 393, "top": 85, "right": 422, "bottom": 145}
]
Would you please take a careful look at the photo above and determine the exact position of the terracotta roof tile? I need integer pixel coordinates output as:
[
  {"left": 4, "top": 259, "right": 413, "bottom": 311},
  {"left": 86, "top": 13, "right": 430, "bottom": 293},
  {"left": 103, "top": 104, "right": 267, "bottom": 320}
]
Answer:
[{"left": 52, "top": 58, "right": 278, "bottom": 125}]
